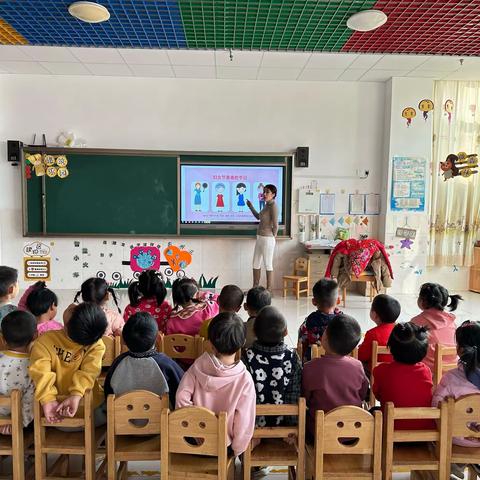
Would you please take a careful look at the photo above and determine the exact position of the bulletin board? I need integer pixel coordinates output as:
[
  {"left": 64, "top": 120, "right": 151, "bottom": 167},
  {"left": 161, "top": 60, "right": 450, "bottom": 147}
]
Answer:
[{"left": 390, "top": 156, "right": 426, "bottom": 212}]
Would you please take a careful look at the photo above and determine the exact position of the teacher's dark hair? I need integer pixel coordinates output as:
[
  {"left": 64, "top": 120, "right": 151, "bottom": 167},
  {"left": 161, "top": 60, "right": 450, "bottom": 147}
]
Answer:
[{"left": 264, "top": 184, "right": 277, "bottom": 198}]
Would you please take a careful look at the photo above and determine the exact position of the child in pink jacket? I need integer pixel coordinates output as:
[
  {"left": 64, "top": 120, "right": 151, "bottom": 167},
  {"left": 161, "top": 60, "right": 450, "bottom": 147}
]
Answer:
[
  {"left": 432, "top": 320, "right": 480, "bottom": 447},
  {"left": 176, "top": 312, "right": 256, "bottom": 457},
  {"left": 166, "top": 278, "right": 219, "bottom": 336},
  {"left": 410, "top": 282, "right": 463, "bottom": 371}
]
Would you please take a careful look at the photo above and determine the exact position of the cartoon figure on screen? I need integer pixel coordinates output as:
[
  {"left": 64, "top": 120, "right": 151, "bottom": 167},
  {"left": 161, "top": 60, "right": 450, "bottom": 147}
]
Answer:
[
  {"left": 236, "top": 182, "right": 247, "bottom": 211},
  {"left": 215, "top": 183, "right": 225, "bottom": 212},
  {"left": 257, "top": 183, "right": 265, "bottom": 210},
  {"left": 193, "top": 182, "right": 208, "bottom": 212}
]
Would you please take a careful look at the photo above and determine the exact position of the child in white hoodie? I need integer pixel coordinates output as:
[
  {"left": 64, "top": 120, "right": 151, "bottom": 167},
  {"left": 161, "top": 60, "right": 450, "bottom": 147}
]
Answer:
[{"left": 176, "top": 312, "right": 256, "bottom": 457}]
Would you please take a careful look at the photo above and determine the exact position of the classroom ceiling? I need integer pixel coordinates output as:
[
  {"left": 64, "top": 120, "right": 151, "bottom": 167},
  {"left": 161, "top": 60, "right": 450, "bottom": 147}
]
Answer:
[{"left": 0, "top": 0, "right": 479, "bottom": 56}]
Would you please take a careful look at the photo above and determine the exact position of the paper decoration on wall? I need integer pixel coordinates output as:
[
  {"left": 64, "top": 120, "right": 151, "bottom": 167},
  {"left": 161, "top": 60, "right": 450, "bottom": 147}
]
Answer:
[
  {"left": 23, "top": 241, "right": 50, "bottom": 257},
  {"left": 298, "top": 189, "right": 320, "bottom": 214},
  {"left": 440, "top": 152, "right": 478, "bottom": 181},
  {"left": 396, "top": 227, "right": 416, "bottom": 239},
  {"left": 418, "top": 99, "right": 434, "bottom": 121},
  {"left": 130, "top": 246, "right": 161, "bottom": 272},
  {"left": 345, "top": 216, "right": 352, "bottom": 225},
  {"left": 391, "top": 157, "right": 426, "bottom": 212},
  {"left": 24, "top": 257, "right": 51, "bottom": 281},
  {"left": 338, "top": 217, "right": 345, "bottom": 226},
  {"left": 400, "top": 238, "right": 414, "bottom": 249},
  {"left": 362, "top": 217, "right": 369, "bottom": 226},
  {"left": 402, "top": 107, "right": 416, "bottom": 127},
  {"left": 329, "top": 218, "right": 336, "bottom": 226},
  {"left": 349, "top": 194, "right": 365, "bottom": 215},
  {"left": 444, "top": 99, "right": 454, "bottom": 124},
  {"left": 320, "top": 193, "right": 335, "bottom": 215},
  {"left": 25, "top": 153, "right": 69, "bottom": 179},
  {"left": 164, "top": 244, "right": 193, "bottom": 274}
]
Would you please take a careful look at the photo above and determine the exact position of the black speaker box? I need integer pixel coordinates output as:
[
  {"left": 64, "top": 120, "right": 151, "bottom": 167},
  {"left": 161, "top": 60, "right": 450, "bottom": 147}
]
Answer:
[
  {"left": 295, "top": 146, "right": 309, "bottom": 168},
  {"left": 7, "top": 140, "right": 22, "bottom": 164}
]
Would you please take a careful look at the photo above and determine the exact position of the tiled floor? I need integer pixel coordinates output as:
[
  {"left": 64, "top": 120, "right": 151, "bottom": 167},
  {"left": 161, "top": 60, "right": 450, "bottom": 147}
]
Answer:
[{"left": 35, "top": 288, "right": 480, "bottom": 479}]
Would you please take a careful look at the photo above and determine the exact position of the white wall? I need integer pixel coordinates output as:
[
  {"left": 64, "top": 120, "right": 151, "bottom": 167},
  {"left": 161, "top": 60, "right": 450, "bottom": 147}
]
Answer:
[{"left": 0, "top": 74, "right": 385, "bottom": 290}]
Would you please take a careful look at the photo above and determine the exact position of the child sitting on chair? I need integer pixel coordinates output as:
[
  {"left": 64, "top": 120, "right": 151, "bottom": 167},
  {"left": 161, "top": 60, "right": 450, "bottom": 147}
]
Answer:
[
  {"left": 104, "top": 312, "right": 184, "bottom": 406},
  {"left": 373, "top": 322, "right": 434, "bottom": 430},
  {"left": 29, "top": 303, "right": 108, "bottom": 425},
  {"left": 176, "top": 312, "right": 256, "bottom": 457},
  {"left": 358, "top": 294, "right": 400, "bottom": 376},
  {"left": 297, "top": 278, "right": 341, "bottom": 362},
  {"left": 199, "top": 284, "right": 244, "bottom": 339},
  {"left": 0, "top": 266, "right": 19, "bottom": 325},
  {"left": 25, "top": 283, "right": 63, "bottom": 335},
  {"left": 0, "top": 311, "right": 37, "bottom": 433},
  {"left": 244, "top": 286, "right": 271, "bottom": 349},
  {"left": 302, "top": 313, "right": 367, "bottom": 438}
]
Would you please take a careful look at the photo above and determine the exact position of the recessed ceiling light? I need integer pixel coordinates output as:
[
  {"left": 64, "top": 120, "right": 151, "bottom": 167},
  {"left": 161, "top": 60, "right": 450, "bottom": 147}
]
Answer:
[
  {"left": 68, "top": 1, "right": 110, "bottom": 23},
  {"left": 347, "top": 10, "right": 387, "bottom": 32}
]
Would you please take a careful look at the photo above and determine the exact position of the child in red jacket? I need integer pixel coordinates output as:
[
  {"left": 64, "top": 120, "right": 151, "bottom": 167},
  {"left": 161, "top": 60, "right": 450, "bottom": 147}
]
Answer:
[{"left": 358, "top": 294, "right": 400, "bottom": 375}]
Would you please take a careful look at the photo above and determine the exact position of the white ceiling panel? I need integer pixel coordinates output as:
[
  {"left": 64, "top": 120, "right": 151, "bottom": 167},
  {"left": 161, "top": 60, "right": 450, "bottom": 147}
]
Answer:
[
  {"left": 261, "top": 51, "right": 311, "bottom": 68},
  {"left": 20, "top": 46, "right": 78, "bottom": 62},
  {"left": 84, "top": 63, "right": 133, "bottom": 76},
  {"left": 298, "top": 69, "right": 344, "bottom": 81},
  {"left": 129, "top": 64, "right": 175, "bottom": 77},
  {"left": 215, "top": 50, "right": 263, "bottom": 68},
  {"left": 173, "top": 65, "right": 216, "bottom": 78},
  {"left": 306, "top": 53, "right": 358, "bottom": 69},
  {"left": 41, "top": 62, "right": 91, "bottom": 75},
  {"left": 257, "top": 67, "right": 301, "bottom": 80},
  {"left": 372, "top": 55, "right": 430, "bottom": 70},
  {"left": 118, "top": 48, "right": 170, "bottom": 65},
  {"left": 167, "top": 50, "right": 215, "bottom": 66},
  {"left": 0, "top": 61, "right": 48, "bottom": 74},
  {"left": 69, "top": 47, "right": 125, "bottom": 64},
  {"left": 216, "top": 66, "right": 258, "bottom": 80}
]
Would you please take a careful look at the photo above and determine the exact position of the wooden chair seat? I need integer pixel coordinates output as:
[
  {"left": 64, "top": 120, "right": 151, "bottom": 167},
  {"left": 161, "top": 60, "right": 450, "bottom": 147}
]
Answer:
[
  {"left": 450, "top": 444, "right": 480, "bottom": 464},
  {"left": 392, "top": 443, "right": 438, "bottom": 470},
  {"left": 283, "top": 257, "right": 310, "bottom": 299},
  {"left": 114, "top": 434, "right": 160, "bottom": 461},
  {"left": 250, "top": 438, "right": 298, "bottom": 466},
  {"left": 342, "top": 272, "right": 378, "bottom": 306},
  {"left": 283, "top": 275, "right": 308, "bottom": 281},
  {"left": 169, "top": 452, "right": 235, "bottom": 475}
]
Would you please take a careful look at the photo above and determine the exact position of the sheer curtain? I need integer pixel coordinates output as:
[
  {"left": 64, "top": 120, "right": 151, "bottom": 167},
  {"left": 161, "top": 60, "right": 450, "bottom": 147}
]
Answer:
[{"left": 429, "top": 81, "right": 480, "bottom": 266}]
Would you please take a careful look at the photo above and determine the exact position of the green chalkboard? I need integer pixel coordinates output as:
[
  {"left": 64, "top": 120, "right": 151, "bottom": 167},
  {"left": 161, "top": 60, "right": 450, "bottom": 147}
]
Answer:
[{"left": 23, "top": 149, "right": 292, "bottom": 237}]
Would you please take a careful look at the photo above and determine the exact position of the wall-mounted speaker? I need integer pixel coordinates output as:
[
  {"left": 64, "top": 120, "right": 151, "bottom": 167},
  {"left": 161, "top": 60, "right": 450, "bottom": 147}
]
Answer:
[
  {"left": 295, "top": 146, "right": 309, "bottom": 168},
  {"left": 7, "top": 140, "right": 22, "bottom": 165}
]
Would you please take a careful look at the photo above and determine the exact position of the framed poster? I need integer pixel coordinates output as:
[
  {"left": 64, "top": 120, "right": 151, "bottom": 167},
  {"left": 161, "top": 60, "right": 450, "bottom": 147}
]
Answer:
[{"left": 390, "top": 156, "right": 426, "bottom": 212}]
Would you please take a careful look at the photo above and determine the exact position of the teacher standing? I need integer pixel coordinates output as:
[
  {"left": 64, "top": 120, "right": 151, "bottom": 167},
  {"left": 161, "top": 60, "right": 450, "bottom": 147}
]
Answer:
[{"left": 246, "top": 184, "right": 278, "bottom": 292}]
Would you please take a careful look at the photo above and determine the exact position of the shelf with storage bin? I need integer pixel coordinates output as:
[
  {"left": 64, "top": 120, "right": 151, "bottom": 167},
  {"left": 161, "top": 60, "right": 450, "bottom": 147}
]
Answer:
[{"left": 469, "top": 246, "right": 480, "bottom": 293}]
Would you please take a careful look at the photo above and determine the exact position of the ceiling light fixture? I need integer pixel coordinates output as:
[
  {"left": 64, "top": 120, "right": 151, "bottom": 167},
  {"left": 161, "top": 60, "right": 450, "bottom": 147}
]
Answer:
[
  {"left": 347, "top": 9, "right": 387, "bottom": 32},
  {"left": 68, "top": 1, "right": 110, "bottom": 23}
]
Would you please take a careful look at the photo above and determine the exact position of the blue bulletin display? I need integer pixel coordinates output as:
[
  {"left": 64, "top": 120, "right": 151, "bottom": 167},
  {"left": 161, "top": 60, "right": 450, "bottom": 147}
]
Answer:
[{"left": 390, "top": 156, "right": 426, "bottom": 212}]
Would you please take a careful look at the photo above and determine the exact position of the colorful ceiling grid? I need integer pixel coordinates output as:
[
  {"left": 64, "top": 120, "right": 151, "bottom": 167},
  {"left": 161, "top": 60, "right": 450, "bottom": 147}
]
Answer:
[{"left": 0, "top": 0, "right": 479, "bottom": 55}]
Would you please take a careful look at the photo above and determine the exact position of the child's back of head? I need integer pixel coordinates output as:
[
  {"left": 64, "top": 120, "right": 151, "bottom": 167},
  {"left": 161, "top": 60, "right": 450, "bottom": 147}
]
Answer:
[
  {"left": 123, "top": 312, "right": 158, "bottom": 353},
  {"left": 253, "top": 306, "right": 286, "bottom": 347},
  {"left": 371, "top": 294, "right": 401, "bottom": 324},
  {"left": 75, "top": 277, "right": 121, "bottom": 314},
  {"left": 456, "top": 320, "right": 480, "bottom": 385},
  {"left": 418, "top": 282, "right": 463, "bottom": 312},
  {"left": 218, "top": 284, "right": 244, "bottom": 313},
  {"left": 171, "top": 277, "right": 199, "bottom": 309},
  {"left": 324, "top": 313, "right": 361, "bottom": 356},
  {"left": 0, "top": 266, "right": 18, "bottom": 300},
  {"left": 128, "top": 269, "right": 167, "bottom": 307},
  {"left": 245, "top": 286, "right": 271, "bottom": 316},
  {"left": 66, "top": 302, "right": 108, "bottom": 346},
  {"left": 388, "top": 322, "right": 428, "bottom": 364},
  {"left": 1, "top": 310, "right": 37, "bottom": 349},
  {"left": 208, "top": 312, "right": 245, "bottom": 355},
  {"left": 312, "top": 278, "right": 338, "bottom": 311},
  {"left": 26, "top": 283, "right": 58, "bottom": 318}
]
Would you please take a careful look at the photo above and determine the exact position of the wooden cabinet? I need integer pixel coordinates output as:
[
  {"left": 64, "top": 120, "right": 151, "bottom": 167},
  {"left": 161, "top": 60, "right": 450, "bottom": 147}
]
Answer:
[
  {"left": 306, "top": 252, "right": 330, "bottom": 288},
  {"left": 470, "top": 247, "right": 480, "bottom": 293}
]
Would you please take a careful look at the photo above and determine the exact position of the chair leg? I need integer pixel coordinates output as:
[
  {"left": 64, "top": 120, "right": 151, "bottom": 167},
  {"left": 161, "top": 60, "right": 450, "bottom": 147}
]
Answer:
[
  {"left": 283, "top": 280, "right": 287, "bottom": 297},
  {"left": 343, "top": 287, "right": 346, "bottom": 307},
  {"left": 296, "top": 282, "right": 300, "bottom": 300}
]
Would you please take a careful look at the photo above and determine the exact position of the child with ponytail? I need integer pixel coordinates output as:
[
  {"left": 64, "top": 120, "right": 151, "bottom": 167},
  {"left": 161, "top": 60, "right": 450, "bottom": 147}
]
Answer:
[
  {"left": 124, "top": 270, "right": 171, "bottom": 333},
  {"left": 410, "top": 282, "right": 463, "bottom": 371},
  {"left": 433, "top": 320, "right": 480, "bottom": 447},
  {"left": 67, "top": 278, "right": 123, "bottom": 337},
  {"left": 166, "top": 278, "right": 219, "bottom": 336}
]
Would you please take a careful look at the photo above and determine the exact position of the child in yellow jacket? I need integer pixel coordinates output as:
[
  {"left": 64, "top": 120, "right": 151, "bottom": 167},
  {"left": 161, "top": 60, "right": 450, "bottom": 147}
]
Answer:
[{"left": 29, "top": 302, "right": 108, "bottom": 424}]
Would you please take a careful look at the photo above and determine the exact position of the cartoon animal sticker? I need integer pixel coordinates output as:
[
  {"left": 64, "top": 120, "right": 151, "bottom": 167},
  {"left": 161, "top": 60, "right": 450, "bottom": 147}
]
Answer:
[
  {"left": 444, "top": 99, "right": 454, "bottom": 124},
  {"left": 402, "top": 107, "right": 416, "bottom": 127},
  {"left": 418, "top": 99, "right": 434, "bottom": 121},
  {"left": 440, "top": 152, "right": 478, "bottom": 181}
]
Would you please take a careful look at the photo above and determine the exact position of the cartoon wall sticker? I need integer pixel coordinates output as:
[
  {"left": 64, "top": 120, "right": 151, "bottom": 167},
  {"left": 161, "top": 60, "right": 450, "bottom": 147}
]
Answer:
[
  {"left": 163, "top": 244, "right": 192, "bottom": 276},
  {"left": 130, "top": 246, "right": 161, "bottom": 272},
  {"left": 418, "top": 99, "right": 434, "bottom": 121},
  {"left": 440, "top": 152, "right": 478, "bottom": 181},
  {"left": 402, "top": 107, "right": 416, "bottom": 127},
  {"left": 444, "top": 99, "right": 454, "bottom": 124}
]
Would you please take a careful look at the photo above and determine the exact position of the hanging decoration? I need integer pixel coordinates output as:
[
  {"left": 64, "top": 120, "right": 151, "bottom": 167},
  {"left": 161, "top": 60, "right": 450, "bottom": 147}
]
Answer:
[
  {"left": 402, "top": 107, "right": 416, "bottom": 127},
  {"left": 418, "top": 99, "right": 434, "bottom": 121},
  {"left": 25, "top": 153, "right": 70, "bottom": 179},
  {"left": 440, "top": 152, "right": 478, "bottom": 181},
  {"left": 444, "top": 99, "right": 454, "bottom": 124}
]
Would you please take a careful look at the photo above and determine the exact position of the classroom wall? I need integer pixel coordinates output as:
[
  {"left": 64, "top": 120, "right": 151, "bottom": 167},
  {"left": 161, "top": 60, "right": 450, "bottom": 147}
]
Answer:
[{"left": 0, "top": 74, "right": 385, "bottom": 290}]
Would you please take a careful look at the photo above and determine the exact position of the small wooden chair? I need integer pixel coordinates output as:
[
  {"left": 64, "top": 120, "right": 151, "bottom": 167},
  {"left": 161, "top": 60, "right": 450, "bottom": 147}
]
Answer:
[
  {"left": 0, "top": 335, "right": 7, "bottom": 351},
  {"left": 0, "top": 390, "right": 33, "bottom": 480},
  {"left": 311, "top": 344, "right": 358, "bottom": 360},
  {"left": 433, "top": 344, "right": 458, "bottom": 387},
  {"left": 158, "top": 334, "right": 203, "bottom": 360},
  {"left": 446, "top": 394, "right": 480, "bottom": 480},
  {"left": 383, "top": 402, "right": 448, "bottom": 480},
  {"left": 306, "top": 406, "right": 382, "bottom": 480},
  {"left": 107, "top": 390, "right": 169, "bottom": 480},
  {"left": 99, "top": 335, "right": 121, "bottom": 387},
  {"left": 342, "top": 273, "right": 377, "bottom": 306},
  {"left": 283, "top": 257, "right": 310, "bottom": 299},
  {"left": 243, "top": 398, "right": 306, "bottom": 480},
  {"left": 369, "top": 341, "right": 391, "bottom": 408},
  {"left": 161, "top": 406, "right": 235, "bottom": 480},
  {"left": 34, "top": 389, "right": 106, "bottom": 480}
]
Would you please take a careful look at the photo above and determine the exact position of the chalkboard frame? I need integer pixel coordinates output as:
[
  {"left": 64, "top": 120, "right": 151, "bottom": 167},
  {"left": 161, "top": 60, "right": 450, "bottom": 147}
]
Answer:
[{"left": 22, "top": 147, "right": 293, "bottom": 238}]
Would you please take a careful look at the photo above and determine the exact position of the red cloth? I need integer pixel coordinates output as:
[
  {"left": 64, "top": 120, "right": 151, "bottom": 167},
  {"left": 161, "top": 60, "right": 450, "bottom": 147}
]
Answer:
[
  {"left": 216, "top": 194, "right": 224, "bottom": 208},
  {"left": 373, "top": 361, "right": 435, "bottom": 430},
  {"left": 358, "top": 323, "right": 395, "bottom": 367},
  {"left": 325, "top": 239, "right": 394, "bottom": 279}
]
